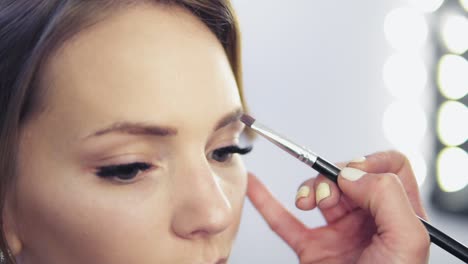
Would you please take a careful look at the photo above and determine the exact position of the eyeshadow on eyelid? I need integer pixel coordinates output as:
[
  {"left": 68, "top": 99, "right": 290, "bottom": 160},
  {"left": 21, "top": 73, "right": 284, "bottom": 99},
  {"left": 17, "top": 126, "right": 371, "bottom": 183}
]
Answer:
[
  {"left": 77, "top": 142, "right": 165, "bottom": 166},
  {"left": 222, "top": 120, "right": 244, "bottom": 131},
  {"left": 78, "top": 120, "right": 243, "bottom": 154}
]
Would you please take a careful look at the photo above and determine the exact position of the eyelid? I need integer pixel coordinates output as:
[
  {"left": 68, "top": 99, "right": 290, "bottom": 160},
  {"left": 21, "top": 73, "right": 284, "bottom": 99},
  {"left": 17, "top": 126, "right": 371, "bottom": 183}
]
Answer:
[
  {"left": 206, "top": 138, "right": 240, "bottom": 155},
  {"left": 211, "top": 123, "right": 244, "bottom": 140},
  {"left": 85, "top": 153, "right": 159, "bottom": 177},
  {"left": 91, "top": 153, "right": 155, "bottom": 165},
  {"left": 210, "top": 121, "right": 244, "bottom": 140},
  {"left": 94, "top": 161, "right": 155, "bottom": 184},
  {"left": 97, "top": 162, "right": 153, "bottom": 172},
  {"left": 230, "top": 121, "right": 246, "bottom": 135}
]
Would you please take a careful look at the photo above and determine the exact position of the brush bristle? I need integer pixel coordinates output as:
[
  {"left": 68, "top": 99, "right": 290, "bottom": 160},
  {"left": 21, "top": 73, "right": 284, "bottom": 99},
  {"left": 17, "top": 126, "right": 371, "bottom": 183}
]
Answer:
[{"left": 240, "top": 114, "right": 255, "bottom": 127}]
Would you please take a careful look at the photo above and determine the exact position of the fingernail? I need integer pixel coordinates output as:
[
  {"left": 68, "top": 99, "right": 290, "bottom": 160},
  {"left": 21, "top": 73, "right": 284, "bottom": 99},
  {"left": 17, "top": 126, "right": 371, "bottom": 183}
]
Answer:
[
  {"left": 340, "top": 167, "right": 367, "bottom": 181},
  {"left": 295, "top": 186, "right": 310, "bottom": 201},
  {"left": 316, "top": 182, "right": 330, "bottom": 205},
  {"left": 349, "top": 156, "right": 366, "bottom": 163}
]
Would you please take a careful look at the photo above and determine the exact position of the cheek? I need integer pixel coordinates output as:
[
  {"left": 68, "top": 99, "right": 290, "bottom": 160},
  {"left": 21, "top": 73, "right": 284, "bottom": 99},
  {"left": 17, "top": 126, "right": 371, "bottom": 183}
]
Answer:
[
  {"left": 217, "top": 158, "right": 248, "bottom": 214},
  {"left": 225, "top": 161, "right": 248, "bottom": 239}
]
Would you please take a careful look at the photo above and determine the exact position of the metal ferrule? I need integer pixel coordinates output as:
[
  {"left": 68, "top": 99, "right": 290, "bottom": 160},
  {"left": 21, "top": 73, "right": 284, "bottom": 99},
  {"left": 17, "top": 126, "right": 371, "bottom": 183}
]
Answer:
[{"left": 250, "top": 122, "right": 318, "bottom": 167}]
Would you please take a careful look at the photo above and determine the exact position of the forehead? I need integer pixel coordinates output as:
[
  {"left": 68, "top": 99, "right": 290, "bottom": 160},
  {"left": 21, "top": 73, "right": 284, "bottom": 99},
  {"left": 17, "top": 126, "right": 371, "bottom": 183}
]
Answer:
[{"left": 39, "top": 4, "right": 241, "bottom": 139}]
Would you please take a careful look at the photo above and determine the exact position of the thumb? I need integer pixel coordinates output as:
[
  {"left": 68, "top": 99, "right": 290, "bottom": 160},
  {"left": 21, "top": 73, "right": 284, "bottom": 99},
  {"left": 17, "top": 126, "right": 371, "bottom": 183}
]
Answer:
[{"left": 337, "top": 167, "right": 429, "bottom": 257}]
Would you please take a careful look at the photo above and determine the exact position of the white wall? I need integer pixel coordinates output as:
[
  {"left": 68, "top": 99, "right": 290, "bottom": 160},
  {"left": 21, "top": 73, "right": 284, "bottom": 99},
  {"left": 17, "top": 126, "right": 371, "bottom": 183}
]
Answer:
[{"left": 229, "top": 1, "right": 468, "bottom": 263}]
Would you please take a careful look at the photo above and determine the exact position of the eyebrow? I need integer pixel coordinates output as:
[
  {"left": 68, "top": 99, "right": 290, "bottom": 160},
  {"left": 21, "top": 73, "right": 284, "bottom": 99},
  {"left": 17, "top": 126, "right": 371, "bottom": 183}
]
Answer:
[{"left": 82, "top": 108, "right": 243, "bottom": 140}]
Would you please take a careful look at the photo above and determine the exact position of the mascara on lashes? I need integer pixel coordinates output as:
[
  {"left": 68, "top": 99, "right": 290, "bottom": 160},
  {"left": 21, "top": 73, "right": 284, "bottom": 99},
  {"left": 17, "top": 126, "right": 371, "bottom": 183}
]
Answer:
[{"left": 95, "top": 145, "right": 253, "bottom": 179}]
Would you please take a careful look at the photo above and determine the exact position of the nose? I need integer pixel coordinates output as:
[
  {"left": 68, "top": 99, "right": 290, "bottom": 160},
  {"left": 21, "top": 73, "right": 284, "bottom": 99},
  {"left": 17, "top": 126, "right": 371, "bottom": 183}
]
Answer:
[{"left": 170, "top": 157, "right": 233, "bottom": 239}]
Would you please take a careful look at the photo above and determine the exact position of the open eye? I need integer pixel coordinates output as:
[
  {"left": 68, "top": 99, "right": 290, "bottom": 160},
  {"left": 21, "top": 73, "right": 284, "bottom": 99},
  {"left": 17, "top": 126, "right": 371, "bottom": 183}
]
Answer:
[
  {"left": 95, "top": 162, "right": 153, "bottom": 182},
  {"left": 210, "top": 145, "right": 253, "bottom": 163}
]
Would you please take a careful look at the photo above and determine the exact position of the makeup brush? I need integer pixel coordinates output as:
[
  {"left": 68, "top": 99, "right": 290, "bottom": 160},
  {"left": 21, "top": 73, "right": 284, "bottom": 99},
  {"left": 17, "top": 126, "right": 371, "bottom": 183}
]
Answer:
[{"left": 241, "top": 114, "right": 468, "bottom": 263}]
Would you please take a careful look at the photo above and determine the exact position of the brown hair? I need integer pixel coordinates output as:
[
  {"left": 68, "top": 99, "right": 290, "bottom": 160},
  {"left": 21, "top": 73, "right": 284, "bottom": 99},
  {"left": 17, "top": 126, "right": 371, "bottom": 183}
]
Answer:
[{"left": 0, "top": 1, "right": 243, "bottom": 262}]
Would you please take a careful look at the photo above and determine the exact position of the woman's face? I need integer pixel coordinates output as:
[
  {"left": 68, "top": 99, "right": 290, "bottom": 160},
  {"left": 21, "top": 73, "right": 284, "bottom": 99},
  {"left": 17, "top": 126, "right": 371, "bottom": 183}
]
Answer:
[{"left": 11, "top": 4, "right": 247, "bottom": 264}]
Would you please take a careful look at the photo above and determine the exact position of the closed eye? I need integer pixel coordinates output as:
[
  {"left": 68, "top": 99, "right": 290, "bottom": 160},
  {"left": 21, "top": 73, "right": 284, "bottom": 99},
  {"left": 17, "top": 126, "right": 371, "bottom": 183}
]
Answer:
[
  {"left": 94, "top": 145, "right": 253, "bottom": 182},
  {"left": 95, "top": 162, "right": 154, "bottom": 182}
]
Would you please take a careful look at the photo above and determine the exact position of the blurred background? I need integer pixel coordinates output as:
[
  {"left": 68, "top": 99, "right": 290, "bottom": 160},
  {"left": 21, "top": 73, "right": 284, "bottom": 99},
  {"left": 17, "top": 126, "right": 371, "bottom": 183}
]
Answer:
[{"left": 229, "top": 0, "right": 468, "bottom": 263}]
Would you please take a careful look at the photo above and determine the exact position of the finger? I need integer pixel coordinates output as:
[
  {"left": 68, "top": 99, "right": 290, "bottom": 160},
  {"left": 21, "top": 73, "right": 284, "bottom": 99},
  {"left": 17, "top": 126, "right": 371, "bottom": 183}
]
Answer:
[
  {"left": 313, "top": 175, "right": 340, "bottom": 210},
  {"left": 295, "top": 178, "right": 317, "bottom": 210},
  {"left": 315, "top": 161, "right": 347, "bottom": 210},
  {"left": 295, "top": 161, "right": 356, "bottom": 224},
  {"left": 312, "top": 175, "right": 353, "bottom": 225},
  {"left": 338, "top": 168, "right": 430, "bottom": 257},
  {"left": 247, "top": 173, "right": 307, "bottom": 251},
  {"left": 295, "top": 162, "right": 347, "bottom": 211},
  {"left": 298, "top": 162, "right": 355, "bottom": 224},
  {"left": 295, "top": 176, "right": 354, "bottom": 224},
  {"left": 347, "top": 151, "right": 426, "bottom": 219}
]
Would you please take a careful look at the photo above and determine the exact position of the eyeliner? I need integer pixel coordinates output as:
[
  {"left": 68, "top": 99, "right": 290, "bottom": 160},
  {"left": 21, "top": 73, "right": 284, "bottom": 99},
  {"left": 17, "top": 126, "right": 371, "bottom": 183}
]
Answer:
[{"left": 240, "top": 114, "right": 468, "bottom": 263}]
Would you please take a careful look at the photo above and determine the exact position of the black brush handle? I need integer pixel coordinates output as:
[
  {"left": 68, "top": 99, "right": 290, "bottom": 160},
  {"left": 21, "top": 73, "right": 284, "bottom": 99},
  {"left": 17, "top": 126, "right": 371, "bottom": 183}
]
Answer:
[
  {"left": 420, "top": 218, "right": 468, "bottom": 262},
  {"left": 310, "top": 156, "right": 468, "bottom": 263},
  {"left": 311, "top": 156, "right": 339, "bottom": 182}
]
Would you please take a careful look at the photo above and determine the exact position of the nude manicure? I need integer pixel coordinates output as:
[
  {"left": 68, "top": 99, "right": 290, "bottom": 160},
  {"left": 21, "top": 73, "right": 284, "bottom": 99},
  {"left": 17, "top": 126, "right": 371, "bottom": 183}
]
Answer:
[
  {"left": 340, "top": 167, "right": 367, "bottom": 181},
  {"left": 295, "top": 186, "right": 310, "bottom": 201},
  {"left": 316, "top": 182, "right": 330, "bottom": 205}
]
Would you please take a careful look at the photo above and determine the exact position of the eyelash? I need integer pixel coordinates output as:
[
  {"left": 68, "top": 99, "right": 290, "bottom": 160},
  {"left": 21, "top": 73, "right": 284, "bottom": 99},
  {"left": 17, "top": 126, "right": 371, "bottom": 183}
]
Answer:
[
  {"left": 95, "top": 162, "right": 153, "bottom": 182},
  {"left": 209, "top": 145, "right": 253, "bottom": 163},
  {"left": 95, "top": 145, "right": 253, "bottom": 182}
]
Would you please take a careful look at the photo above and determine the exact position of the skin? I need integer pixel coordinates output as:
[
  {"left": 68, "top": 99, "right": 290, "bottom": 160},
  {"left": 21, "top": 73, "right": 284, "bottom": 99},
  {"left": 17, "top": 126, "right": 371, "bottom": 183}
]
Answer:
[
  {"left": 6, "top": 4, "right": 247, "bottom": 264},
  {"left": 248, "top": 151, "right": 431, "bottom": 263}
]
